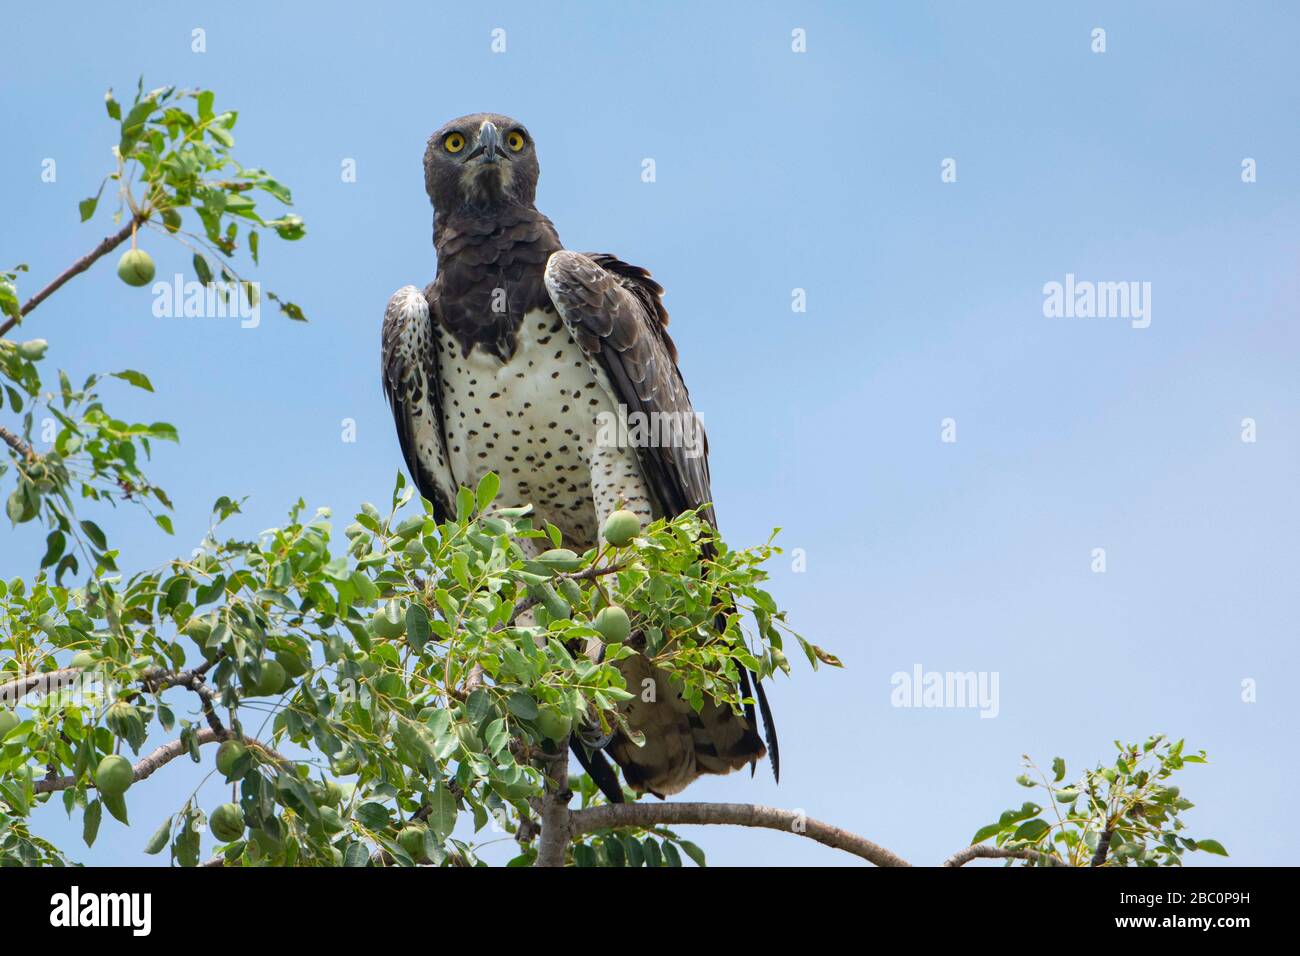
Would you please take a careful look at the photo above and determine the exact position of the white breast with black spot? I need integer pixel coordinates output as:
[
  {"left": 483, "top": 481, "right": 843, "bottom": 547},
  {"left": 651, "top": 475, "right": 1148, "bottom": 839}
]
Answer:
[{"left": 435, "top": 309, "right": 654, "bottom": 550}]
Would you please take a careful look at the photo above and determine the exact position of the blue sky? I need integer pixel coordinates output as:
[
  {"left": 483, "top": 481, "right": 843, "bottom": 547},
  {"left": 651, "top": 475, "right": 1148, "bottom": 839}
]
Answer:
[{"left": 3, "top": 0, "right": 1297, "bottom": 866}]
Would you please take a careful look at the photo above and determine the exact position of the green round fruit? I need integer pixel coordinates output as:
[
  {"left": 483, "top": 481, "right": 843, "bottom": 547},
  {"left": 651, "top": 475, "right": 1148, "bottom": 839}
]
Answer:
[
  {"left": 116, "top": 249, "right": 155, "bottom": 287},
  {"left": 276, "top": 650, "right": 308, "bottom": 678},
  {"left": 593, "top": 605, "right": 631, "bottom": 643},
  {"left": 71, "top": 650, "right": 97, "bottom": 669},
  {"left": 397, "top": 823, "right": 428, "bottom": 861},
  {"left": 370, "top": 601, "right": 406, "bottom": 639},
  {"left": 536, "top": 549, "right": 582, "bottom": 572},
  {"left": 95, "top": 754, "right": 133, "bottom": 797},
  {"left": 602, "top": 510, "right": 642, "bottom": 547},
  {"left": 535, "top": 705, "right": 572, "bottom": 743},
  {"left": 17, "top": 339, "right": 48, "bottom": 361},
  {"left": 322, "top": 780, "right": 344, "bottom": 807},
  {"left": 0, "top": 709, "right": 19, "bottom": 738},
  {"left": 209, "top": 802, "right": 246, "bottom": 842},
  {"left": 254, "top": 660, "right": 287, "bottom": 697},
  {"left": 216, "top": 739, "right": 247, "bottom": 777}
]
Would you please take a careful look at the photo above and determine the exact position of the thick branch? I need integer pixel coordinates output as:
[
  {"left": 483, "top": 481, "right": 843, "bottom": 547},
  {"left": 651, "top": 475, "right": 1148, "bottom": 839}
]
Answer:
[
  {"left": 32, "top": 728, "right": 286, "bottom": 795},
  {"left": 568, "top": 801, "right": 913, "bottom": 867},
  {"left": 942, "top": 844, "right": 1065, "bottom": 867},
  {"left": 1090, "top": 827, "right": 1113, "bottom": 866},
  {"left": 0, "top": 214, "right": 146, "bottom": 338},
  {"left": 534, "top": 748, "right": 572, "bottom": 867}
]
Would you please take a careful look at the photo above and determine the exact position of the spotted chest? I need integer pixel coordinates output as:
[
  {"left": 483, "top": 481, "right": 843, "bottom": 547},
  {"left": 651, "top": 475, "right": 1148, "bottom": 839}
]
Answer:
[{"left": 434, "top": 308, "right": 654, "bottom": 550}]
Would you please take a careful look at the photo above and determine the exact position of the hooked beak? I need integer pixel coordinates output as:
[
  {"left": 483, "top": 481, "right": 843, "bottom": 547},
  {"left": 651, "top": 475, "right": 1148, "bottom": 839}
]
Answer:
[{"left": 467, "top": 121, "right": 504, "bottom": 163}]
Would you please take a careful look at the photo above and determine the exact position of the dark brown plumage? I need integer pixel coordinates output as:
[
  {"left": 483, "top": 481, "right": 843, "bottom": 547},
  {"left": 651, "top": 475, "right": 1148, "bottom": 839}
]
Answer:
[{"left": 381, "top": 112, "right": 777, "bottom": 801}]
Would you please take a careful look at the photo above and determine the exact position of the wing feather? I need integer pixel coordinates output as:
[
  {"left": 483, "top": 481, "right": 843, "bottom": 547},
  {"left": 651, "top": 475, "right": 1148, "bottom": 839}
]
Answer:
[{"left": 380, "top": 285, "right": 456, "bottom": 522}]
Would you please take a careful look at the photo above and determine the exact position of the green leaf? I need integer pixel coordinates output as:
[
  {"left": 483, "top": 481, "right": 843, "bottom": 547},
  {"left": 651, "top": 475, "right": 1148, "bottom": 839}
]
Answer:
[
  {"left": 678, "top": 840, "right": 706, "bottom": 867},
  {"left": 143, "top": 815, "right": 172, "bottom": 854},
  {"left": 475, "top": 472, "right": 500, "bottom": 513},
  {"left": 405, "top": 603, "right": 430, "bottom": 653},
  {"left": 79, "top": 520, "right": 108, "bottom": 551},
  {"left": 506, "top": 692, "right": 538, "bottom": 719},
  {"left": 1013, "top": 818, "right": 1050, "bottom": 842},
  {"left": 1193, "top": 839, "right": 1228, "bottom": 856},
  {"left": 83, "top": 799, "right": 103, "bottom": 848},
  {"left": 1052, "top": 757, "right": 1065, "bottom": 782},
  {"left": 426, "top": 783, "right": 457, "bottom": 840},
  {"left": 344, "top": 842, "right": 370, "bottom": 867},
  {"left": 111, "top": 369, "right": 154, "bottom": 392},
  {"left": 103, "top": 792, "right": 130, "bottom": 826}
]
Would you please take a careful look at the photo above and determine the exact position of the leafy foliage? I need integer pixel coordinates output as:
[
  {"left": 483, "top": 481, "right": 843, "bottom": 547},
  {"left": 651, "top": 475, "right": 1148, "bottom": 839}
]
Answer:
[
  {"left": 1, "top": 473, "right": 804, "bottom": 866},
  {"left": 971, "top": 735, "right": 1227, "bottom": 866},
  {"left": 87, "top": 80, "right": 307, "bottom": 319}
]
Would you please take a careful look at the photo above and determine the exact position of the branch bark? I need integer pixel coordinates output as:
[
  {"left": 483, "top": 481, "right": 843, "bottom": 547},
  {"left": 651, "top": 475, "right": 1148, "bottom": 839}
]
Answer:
[
  {"left": 534, "top": 748, "right": 572, "bottom": 867},
  {"left": 0, "top": 213, "right": 146, "bottom": 338},
  {"left": 0, "top": 424, "right": 36, "bottom": 462},
  {"left": 942, "top": 844, "right": 1064, "bottom": 867},
  {"left": 566, "top": 801, "right": 913, "bottom": 867},
  {"left": 0, "top": 667, "right": 82, "bottom": 706},
  {"left": 32, "top": 727, "right": 287, "bottom": 795}
]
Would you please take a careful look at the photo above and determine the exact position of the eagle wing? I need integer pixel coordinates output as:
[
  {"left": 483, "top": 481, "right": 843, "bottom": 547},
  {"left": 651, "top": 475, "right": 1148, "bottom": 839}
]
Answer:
[
  {"left": 542, "top": 250, "right": 712, "bottom": 521},
  {"left": 542, "top": 250, "right": 779, "bottom": 789},
  {"left": 380, "top": 285, "right": 457, "bottom": 522}
]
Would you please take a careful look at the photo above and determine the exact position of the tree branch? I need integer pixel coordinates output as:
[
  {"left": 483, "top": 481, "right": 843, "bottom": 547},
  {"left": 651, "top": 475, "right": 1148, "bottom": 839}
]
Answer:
[
  {"left": 31, "top": 727, "right": 287, "bottom": 795},
  {"left": 0, "top": 667, "right": 81, "bottom": 706},
  {"left": 2, "top": 664, "right": 226, "bottom": 736},
  {"left": 0, "top": 425, "right": 36, "bottom": 462},
  {"left": 534, "top": 748, "right": 572, "bottom": 867},
  {"left": 0, "top": 213, "right": 147, "bottom": 338},
  {"left": 566, "top": 801, "right": 914, "bottom": 867},
  {"left": 942, "top": 844, "right": 1064, "bottom": 867}
]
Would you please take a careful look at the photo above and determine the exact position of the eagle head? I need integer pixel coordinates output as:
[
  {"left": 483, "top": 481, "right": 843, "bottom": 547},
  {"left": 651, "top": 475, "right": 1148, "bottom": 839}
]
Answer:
[{"left": 423, "top": 112, "right": 539, "bottom": 211}]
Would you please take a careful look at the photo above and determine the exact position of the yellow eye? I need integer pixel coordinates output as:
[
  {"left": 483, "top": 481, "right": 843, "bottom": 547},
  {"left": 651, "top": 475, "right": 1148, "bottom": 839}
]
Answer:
[
  {"left": 444, "top": 132, "right": 465, "bottom": 153},
  {"left": 506, "top": 130, "right": 525, "bottom": 152}
]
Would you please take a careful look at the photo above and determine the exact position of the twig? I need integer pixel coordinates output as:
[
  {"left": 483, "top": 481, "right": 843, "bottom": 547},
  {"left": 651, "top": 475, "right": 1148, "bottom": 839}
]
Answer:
[
  {"left": 0, "top": 213, "right": 147, "bottom": 337},
  {"left": 0, "top": 425, "right": 36, "bottom": 462},
  {"left": 565, "top": 801, "right": 914, "bottom": 867},
  {"left": 942, "top": 844, "right": 1065, "bottom": 867}
]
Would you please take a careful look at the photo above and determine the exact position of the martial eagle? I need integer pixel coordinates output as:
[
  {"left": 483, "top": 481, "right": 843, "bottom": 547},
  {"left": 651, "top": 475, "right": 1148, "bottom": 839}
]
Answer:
[{"left": 380, "top": 113, "right": 776, "bottom": 800}]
